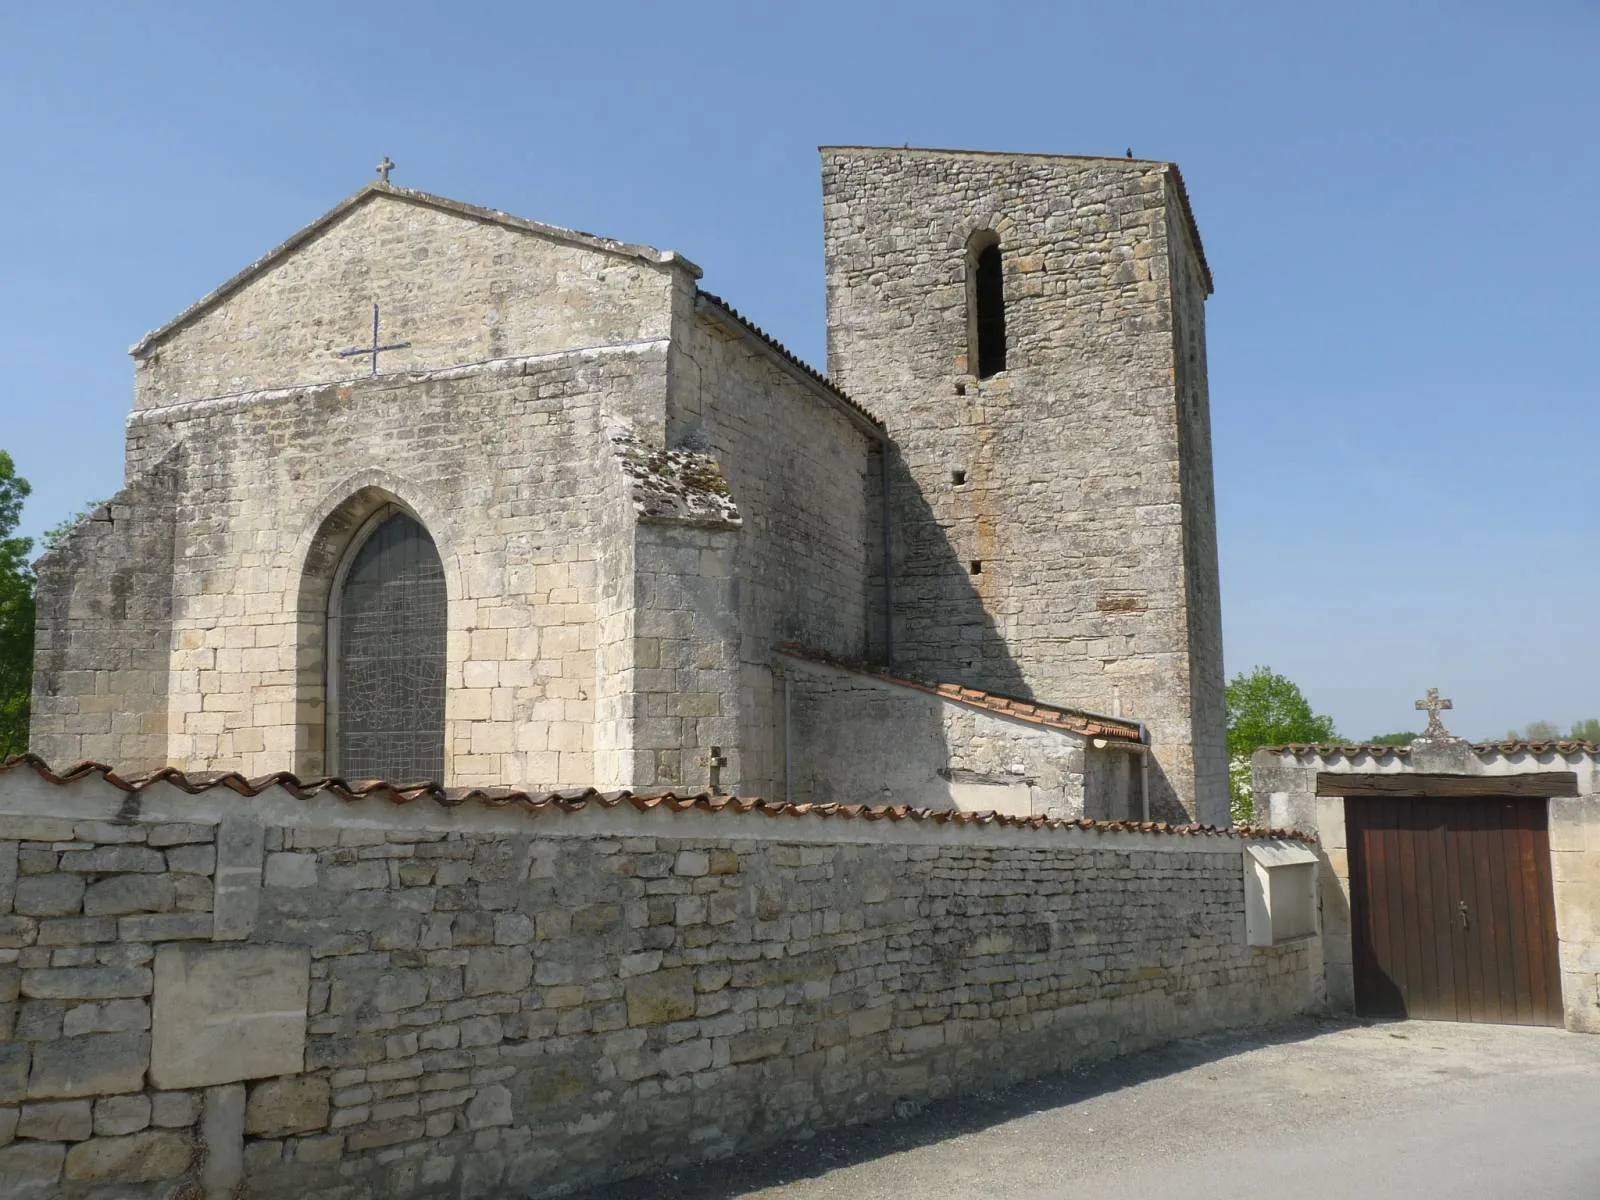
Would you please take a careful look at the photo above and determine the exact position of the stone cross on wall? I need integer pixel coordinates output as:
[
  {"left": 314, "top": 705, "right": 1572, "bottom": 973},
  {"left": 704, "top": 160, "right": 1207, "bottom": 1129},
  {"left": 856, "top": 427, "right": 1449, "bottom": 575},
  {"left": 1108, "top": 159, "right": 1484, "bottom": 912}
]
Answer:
[
  {"left": 1415, "top": 688, "right": 1455, "bottom": 739},
  {"left": 699, "top": 746, "right": 728, "bottom": 795},
  {"left": 337, "top": 303, "right": 411, "bottom": 376}
]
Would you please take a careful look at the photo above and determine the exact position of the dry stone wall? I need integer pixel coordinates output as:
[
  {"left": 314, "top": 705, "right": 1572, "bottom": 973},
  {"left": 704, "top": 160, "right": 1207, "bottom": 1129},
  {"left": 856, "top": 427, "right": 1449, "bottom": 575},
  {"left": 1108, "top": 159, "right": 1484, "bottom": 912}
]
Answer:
[
  {"left": 821, "top": 147, "right": 1225, "bottom": 824},
  {"left": 0, "top": 768, "right": 1321, "bottom": 1198}
]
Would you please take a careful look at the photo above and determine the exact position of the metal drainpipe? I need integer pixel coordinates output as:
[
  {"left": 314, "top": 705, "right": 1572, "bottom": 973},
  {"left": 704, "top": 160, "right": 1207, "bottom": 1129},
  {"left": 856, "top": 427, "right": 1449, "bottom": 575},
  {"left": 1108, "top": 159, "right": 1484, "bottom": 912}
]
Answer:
[
  {"left": 783, "top": 673, "right": 793, "bottom": 803},
  {"left": 879, "top": 444, "right": 894, "bottom": 667},
  {"left": 1137, "top": 719, "right": 1151, "bottom": 821}
]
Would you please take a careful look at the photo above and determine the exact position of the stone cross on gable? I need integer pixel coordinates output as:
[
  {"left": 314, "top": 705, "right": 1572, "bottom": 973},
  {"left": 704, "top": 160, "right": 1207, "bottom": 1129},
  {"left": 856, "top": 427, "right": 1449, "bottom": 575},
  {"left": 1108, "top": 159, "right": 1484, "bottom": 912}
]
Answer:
[{"left": 1416, "top": 687, "right": 1454, "bottom": 739}]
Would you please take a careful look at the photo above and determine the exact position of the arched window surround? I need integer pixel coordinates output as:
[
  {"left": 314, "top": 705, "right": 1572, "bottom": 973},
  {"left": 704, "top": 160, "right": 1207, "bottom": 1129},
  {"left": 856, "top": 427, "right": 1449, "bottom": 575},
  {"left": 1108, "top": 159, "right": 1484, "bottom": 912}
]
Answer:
[
  {"left": 291, "top": 479, "right": 456, "bottom": 780},
  {"left": 966, "top": 230, "right": 1008, "bottom": 381},
  {"left": 324, "top": 504, "right": 447, "bottom": 783}
]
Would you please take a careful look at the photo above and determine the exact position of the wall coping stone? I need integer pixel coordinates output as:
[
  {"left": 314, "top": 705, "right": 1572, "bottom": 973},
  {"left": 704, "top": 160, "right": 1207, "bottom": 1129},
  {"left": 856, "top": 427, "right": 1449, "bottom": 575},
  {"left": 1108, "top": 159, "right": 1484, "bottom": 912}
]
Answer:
[{"left": 0, "top": 756, "right": 1312, "bottom": 850}]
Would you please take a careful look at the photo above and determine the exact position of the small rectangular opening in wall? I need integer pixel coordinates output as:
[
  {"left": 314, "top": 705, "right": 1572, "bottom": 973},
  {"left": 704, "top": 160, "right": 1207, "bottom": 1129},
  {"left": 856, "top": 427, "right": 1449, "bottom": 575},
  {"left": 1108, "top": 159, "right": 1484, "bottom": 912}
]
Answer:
[
  {"left": 951, "top": 470, "right": 967, "bottom": 485},
  {"left": 969, "top": 560, "right": 982, "bottom": 575}
]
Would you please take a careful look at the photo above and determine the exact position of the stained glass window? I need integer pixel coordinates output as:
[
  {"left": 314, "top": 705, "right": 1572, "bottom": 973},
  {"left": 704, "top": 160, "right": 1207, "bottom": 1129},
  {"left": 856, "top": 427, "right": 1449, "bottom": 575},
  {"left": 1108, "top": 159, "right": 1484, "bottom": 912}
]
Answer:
[{"left": 332, "top": 511, "right": 446, "bottom": 783}]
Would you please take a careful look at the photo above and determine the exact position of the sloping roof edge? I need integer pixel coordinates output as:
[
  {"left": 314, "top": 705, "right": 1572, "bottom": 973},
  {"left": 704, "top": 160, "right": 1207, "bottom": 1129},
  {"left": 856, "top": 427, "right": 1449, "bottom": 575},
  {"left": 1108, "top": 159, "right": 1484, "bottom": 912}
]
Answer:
[
  {"left": 130, "top": 183, "right": 702, "bottom": 357},
  {"left": 0, "top": 755, "right": 1310, "bottom": 842},
  {"left": 1264, "top": 740, "right": 1600, "bottom": 759},
  {"left": 775, "top": 645, "right": 1144, "bottom": 743},
  {"left": 695, "top": 292, "right": 885, "bottom": 437}
]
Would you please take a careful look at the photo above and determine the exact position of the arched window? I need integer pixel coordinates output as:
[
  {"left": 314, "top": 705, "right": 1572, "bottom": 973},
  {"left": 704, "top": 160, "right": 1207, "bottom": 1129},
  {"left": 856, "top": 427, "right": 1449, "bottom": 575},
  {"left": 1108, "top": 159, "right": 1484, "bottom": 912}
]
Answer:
[
  {"left": 968, "top": 232, "right": 1007, "bottom": 379},
  {"left": 328, "top": 508, "right": 446, "bottom": 782}
]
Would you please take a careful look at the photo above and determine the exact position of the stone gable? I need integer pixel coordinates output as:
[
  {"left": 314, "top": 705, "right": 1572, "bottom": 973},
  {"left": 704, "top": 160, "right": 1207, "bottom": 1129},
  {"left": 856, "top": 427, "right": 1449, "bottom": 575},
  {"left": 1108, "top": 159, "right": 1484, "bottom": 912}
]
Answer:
[{"left": 131, "top": 186, "right": 695, "bottom": 410}]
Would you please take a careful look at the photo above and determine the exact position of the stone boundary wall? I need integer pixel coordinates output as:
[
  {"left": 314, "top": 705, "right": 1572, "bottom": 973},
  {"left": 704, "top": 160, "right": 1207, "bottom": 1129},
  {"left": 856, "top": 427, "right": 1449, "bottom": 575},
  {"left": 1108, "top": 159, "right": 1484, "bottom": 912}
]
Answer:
[{"left": 0, "top": 769, "right": 1322, "bottom": 1198}]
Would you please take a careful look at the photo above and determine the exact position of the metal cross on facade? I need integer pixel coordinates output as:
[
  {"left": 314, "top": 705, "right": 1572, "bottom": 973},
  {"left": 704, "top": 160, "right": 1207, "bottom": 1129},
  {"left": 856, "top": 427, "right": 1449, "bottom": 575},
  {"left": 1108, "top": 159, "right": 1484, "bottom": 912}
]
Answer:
[
  {"left": 376, "top": 156, "right": 395, "bottom": 183},
  {"left": 1415, "top": 687, "right": 1454, "bottom": 739},
  {"left": 699, "top": 746, "right": 728, "bottom": 795},
  {"left": 337, "top": 303, "right": 411, "bottom": 376}
]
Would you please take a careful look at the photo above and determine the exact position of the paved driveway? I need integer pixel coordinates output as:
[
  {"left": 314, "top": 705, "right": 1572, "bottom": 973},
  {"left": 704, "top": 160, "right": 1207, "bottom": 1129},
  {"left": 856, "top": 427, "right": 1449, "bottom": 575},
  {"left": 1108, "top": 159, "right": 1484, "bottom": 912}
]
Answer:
[{"left": 574, "top": 1018, "right": 1600, "bottom": 1199}]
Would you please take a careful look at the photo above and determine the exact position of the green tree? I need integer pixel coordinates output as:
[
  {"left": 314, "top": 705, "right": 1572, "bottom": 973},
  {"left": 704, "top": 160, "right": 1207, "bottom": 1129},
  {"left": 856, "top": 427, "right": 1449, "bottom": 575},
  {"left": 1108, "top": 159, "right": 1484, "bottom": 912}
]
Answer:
[
  {"left": 1570, "top": 718, "right": 1600, "bottom": 743},
  {"left": 1226, "top": 666, "right": 1340, "bottom": 825},
  {"left": 0, "top": 452, "right": 34, "bottom": 757},
  {"left": 1367, "top": 731, "right": 1418, "bottom": 746}
]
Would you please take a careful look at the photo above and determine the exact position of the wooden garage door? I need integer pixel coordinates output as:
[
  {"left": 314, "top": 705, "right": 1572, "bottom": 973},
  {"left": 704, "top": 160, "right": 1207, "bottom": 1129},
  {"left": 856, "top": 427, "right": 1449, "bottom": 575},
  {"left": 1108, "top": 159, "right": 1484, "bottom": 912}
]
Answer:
[{"left": 1346, "top": 796, "right": 1562, "bottom": 1026}]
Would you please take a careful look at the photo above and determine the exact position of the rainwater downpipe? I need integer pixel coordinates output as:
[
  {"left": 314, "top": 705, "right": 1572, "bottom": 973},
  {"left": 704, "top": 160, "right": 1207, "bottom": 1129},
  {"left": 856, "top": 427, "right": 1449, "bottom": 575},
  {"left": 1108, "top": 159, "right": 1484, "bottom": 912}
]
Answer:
[
  {"left": 879, "top": 443, "right": 894, "bottom": 668},
  {"left": 783, "top": 673, "right": 793, "bottom": 803},
  {"left": 1137, "top": 719, "right": 1151, "bottom": 822}
]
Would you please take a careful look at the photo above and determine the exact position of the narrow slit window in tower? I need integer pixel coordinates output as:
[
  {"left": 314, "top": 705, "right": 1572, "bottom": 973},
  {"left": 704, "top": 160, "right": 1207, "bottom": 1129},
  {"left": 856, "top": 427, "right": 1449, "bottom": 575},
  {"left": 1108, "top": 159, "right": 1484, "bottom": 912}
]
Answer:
[{"left": 973, "top": 241, "right": 1007, "bottom": 379}]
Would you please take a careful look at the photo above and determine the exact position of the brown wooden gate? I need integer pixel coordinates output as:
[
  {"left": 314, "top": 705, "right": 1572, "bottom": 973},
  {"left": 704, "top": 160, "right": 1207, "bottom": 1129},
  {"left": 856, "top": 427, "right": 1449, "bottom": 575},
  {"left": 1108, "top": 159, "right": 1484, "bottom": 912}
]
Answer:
[{"left": 1345, "top": 795, "right": 1563, "bottom": 1026}]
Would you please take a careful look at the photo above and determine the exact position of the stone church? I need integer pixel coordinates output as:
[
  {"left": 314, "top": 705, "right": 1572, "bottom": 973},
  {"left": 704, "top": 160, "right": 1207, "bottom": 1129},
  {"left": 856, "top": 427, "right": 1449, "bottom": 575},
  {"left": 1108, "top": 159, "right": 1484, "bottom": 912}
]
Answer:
[{"left": 29, "top": 147, "right": 1227, "bottom": 824}]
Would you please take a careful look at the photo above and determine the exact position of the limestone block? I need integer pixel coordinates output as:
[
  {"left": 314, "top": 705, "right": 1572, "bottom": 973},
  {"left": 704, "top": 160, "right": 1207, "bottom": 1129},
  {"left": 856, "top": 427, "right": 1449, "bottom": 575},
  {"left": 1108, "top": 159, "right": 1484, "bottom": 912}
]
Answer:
[
  {"left": 465, "top": 1083, "right": 512, "bottom": 1129},
  {"left": 146, "top": 823, "right": 214, "bottom": 848},
  {"left": 264, "top": 852, "right": 318, "bottom": 889},
  {"left": 57, "top": 846, "right": 166, "bottom": 874},
  {"left": 0, "top": 1140, "right": 65, "bottom": 1192},
  {"left": 164, "top": 844, "right": 215, "bottom": 875},
  {"left": 119, "top": 913, "right": 214, "bottom": 942},
  {"left": 150, "top": 944, "right": 310, "bottom": 1089},
  {"left": 27, "top": 1032, "right": 149, "bottom": 1098},
  {"left": 0, "top": 1104, "right": 14, "bottom": 1147},
  {"left": 464, "top": 947, "right": 532, "bottom": 996},
  {"left": 83, "top": 875, "right": 175, "bottom": 916},
  {"left": 62, "top": 1129, "right": 192, "bottom": 1183},
  {"left": 61, "top": 998, "right": 150, "bottom": 1036},
  {"left": 625, "top": 969, "right": 696, "bottom": 1026},
  {"left": 94, "top": 1093, "right": 152, "bottom": 1136},
  {"left": 18, "top": 1098, "right": 93, "bottom": 1141},
  {"left": 0, "top": 840, "right": 17, "bottom": 914},
  {"left": 35, "top": 916, "right": 116, "bottom": 946},
  {"left": 21, "top": 966, "right": 152, "bottom": 1000},
  {"left": 245, "top": 1076, "right": 331, "bottom": 1137},
  {"left": 14, "top": 875, "right": 85, "bottom": 917},
  {"left": 212, "top": 816, "right": 265, "bottom": 941},
  {"left": 202, "top": 1083, "right": 245, "bottom": 1197},
  {"left": 149, "top": 1090, "right": 202, "bottom": 1128},
  {"left": 0, "top": 1042, "right": 30, "bottom": 1102}
]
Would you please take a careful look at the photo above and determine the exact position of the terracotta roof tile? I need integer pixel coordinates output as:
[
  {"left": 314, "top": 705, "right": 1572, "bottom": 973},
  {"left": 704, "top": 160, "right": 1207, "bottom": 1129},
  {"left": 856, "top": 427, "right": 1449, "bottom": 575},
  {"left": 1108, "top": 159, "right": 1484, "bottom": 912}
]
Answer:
[
  {"left": 0, "top": 755, "right": 1310, "bottom": 842},
  {"left": 1269, "top": 740, "right": 1600, "bottom": 758},
  {"left": 776, "top": 645, "right": 1144, "bottom": 743}
]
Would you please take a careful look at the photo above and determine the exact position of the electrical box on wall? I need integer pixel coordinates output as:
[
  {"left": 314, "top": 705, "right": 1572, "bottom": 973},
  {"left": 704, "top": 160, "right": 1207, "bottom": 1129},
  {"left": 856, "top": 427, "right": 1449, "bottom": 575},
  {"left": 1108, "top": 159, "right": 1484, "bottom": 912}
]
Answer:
[{"left": 1244, "top": 841, "right": 1320, "bottom": 946}]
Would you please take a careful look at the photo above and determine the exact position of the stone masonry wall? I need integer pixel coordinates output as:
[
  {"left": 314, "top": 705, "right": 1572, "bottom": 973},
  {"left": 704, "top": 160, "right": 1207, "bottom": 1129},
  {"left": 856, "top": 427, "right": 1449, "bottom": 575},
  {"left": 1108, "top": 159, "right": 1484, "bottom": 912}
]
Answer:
[
  {"left": 132, "top": 188, "right": 689, "bottom": 411},
  {"left": 0, "top": 767, "right": 1321, "bottom": 1198},
  {"left": 678, "top": 307, "right": 877, "bottom": 797},
  {"left": 36, "top": 348, "right": 671, "bottom": 789},
  {"left": 1253, "top": 743, "right": 1600, "bottom": 1032},
  {"left": 29, "top": 456, "right": 181, "bottom": 774},
  {"left": 777, "top": 654, "right": 1141, "bottom": 819},
  {"left": 821, "top": 147, "right": 1227, "bottom": 824}
]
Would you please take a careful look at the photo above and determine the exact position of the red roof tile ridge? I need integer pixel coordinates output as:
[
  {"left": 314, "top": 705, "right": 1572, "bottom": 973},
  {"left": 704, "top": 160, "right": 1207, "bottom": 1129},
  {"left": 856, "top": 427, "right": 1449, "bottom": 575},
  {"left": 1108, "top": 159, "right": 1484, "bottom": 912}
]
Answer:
[
  {"left": 1269, "top": 740, "right": 1600, "bottom": 757},
  {"left": 773, "top": 645, "right": 1144, "bottom": 743},
  {"left": 0, "top": 754, "right": 1314, "bottom": 842}
]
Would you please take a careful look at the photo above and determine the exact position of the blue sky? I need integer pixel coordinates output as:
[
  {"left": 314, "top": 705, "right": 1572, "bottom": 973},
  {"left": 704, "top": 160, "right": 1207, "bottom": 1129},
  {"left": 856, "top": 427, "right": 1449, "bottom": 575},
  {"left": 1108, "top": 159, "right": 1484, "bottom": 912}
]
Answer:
[{"left": 1, "top": 1, "right": 1595, "bottom": 741}]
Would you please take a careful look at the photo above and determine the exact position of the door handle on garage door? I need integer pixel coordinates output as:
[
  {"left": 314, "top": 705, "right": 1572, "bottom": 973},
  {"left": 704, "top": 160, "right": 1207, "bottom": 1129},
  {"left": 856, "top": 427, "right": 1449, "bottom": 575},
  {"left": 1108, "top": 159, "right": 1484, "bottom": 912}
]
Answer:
[{"left": 1458, "top": 901, "right": 1470, "bottom": 930}]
